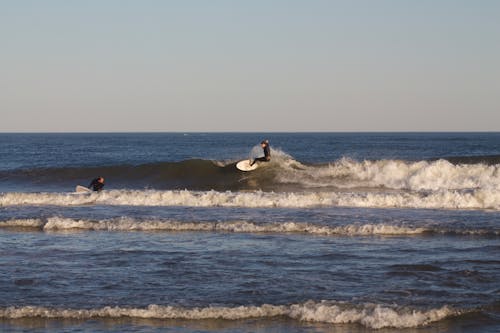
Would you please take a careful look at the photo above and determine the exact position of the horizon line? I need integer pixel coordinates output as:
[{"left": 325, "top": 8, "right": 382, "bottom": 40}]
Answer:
[{"left": 1, "top": 130, "right": 499, "bottom": 134}]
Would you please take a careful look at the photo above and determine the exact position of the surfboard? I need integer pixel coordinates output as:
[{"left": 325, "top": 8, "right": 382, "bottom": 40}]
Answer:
[
  {"left": 75, "top": 185, "right": 91, "bottom": 193},
  {"left": 236, "top": 159, "right": 259, "bottom": 171}
]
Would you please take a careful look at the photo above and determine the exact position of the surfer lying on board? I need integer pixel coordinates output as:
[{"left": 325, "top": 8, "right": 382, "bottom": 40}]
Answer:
[
  {"left": 89, "top": 177, "right": 105, "bottom": 192},
  {"left": 250, "top": 140, "right": 271, "bottom": 166}
]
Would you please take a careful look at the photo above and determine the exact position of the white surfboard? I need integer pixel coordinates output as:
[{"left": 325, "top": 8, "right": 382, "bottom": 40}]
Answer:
[
  {"left": 236, "top": 159, "right": 259, "bottom": 171},
  {"left": 75, "top": 185, "right": 91, "bottom": 193}
]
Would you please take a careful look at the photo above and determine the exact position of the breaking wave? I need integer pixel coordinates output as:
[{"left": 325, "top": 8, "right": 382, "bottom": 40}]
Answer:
[
  {"left": 0, "top": 159, "right": 243, "bottom": 191},
  {"left": 1, "top": 153, "right": 499, "bottom": 192},
  {"left": 1, "top": 217, "right": 497, "bottom": 236},
  {"left": 0, "top": 301, "right": 461, "bottom": 329},
  {"left": 1, "top": 188, "right": 499, "bottom": 210},
  {"left": 276, "top": 157, "right": 500, "bottom": 191}
]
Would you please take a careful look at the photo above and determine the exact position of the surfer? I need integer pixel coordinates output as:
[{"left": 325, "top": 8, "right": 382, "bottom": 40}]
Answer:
[
  {"left": 89, "top": 177, "right": 105, "bottom": 192},
  {"left": 250, "top": 140, "right": 271, "bottom": 166}
]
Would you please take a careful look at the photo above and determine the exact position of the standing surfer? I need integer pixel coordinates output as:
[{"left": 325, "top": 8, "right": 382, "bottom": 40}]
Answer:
[{"left": 250, "top": 140, "right": 271, "bottom": 166}]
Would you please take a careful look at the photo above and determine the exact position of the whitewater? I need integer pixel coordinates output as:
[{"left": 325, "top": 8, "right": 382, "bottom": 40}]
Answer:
[
  {"left": 2, "top": 155, "right": 500, "bottom": 210},
  {"left": 2, "top": 216, "right": 498, "bottom": 236},
  {"left": 0, "top": 302, "right": 460, "bottom": 330},
  {"left": 1, "top": 187, "right": 499, "bottom": 210}
]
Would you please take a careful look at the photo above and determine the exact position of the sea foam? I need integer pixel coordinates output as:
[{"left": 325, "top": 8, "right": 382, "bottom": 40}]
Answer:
[
  {"left": 0, "top": 301, "right": 459, "bottom": 329},
  {"left": 277, "top": 158, "right": 500, "bottom": 191},
  {"left": 1, "top": 188, "right": 499, "bottom": 210},
  {"left": 1, "top": 217, "right": 497, "bottom": 236}
]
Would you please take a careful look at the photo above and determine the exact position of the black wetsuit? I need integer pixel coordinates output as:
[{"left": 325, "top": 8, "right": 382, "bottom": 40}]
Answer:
[
  {"left": 252, "top": 144, "right": 271, "bottom": 164},
  {"left": 263, "top": 145, "right": 271, "bottom": 160},
  {"left": 89, "top": 178, "right": 105, "bottom": 192}
]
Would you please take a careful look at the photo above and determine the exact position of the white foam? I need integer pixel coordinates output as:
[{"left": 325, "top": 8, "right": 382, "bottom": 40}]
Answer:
[
  {"left": 0, "top": 218, "right": 45, "bottom": 228},
  {"left": 276, "top": 158, "right": 500, "bottom": 191},
  {"left": 0, "top": 302, "right": 458, "bottom": 329},
  {"left": 288, "top": 301, "right": 458, "bottom": 329},
  {"left": 1, "top": 188, "right": 499, "bottom": 210},
  {"left": 0, "top": 217, "right": 431, "bottom": 235},
  {"left": 4, "top": 217, "right": 497, "bottom": 236}
]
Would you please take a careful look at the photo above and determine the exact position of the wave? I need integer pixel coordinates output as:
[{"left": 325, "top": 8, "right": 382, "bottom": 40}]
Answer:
[
  {"left": 1, "top": 153, "right": 499, "bottom": 192},
  {"left": 276, "top": 157, "right": 500, "bottom": 191},
  {"left": 1, "top": 217, "right": 497, "bottom": 236},
  {"left": 1, "top": 188, "right": 499, "bottom": 210},
  {"left": 0, "top": 301, "right": 460, "bottom": 329},
  {"left": 0, "top": 159, "right": 245, "bottom": 191}
]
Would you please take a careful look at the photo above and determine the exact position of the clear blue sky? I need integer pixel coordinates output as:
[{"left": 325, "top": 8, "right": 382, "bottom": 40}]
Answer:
[{"left": 1, "top": 0, "right": 499, "bottom": 132}]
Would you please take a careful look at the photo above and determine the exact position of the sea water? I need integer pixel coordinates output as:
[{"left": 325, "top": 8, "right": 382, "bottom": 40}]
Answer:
[{"left": 0, "top": 132, "right": 499, "bottom": 333}]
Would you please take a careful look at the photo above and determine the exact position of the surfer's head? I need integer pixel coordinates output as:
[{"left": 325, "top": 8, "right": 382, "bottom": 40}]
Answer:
[
  {"left": 260, "top": 140, "right": 269, "bottom": 147},
  {"left": 98, "top": 177, "right": 104, "bottom": 183}
]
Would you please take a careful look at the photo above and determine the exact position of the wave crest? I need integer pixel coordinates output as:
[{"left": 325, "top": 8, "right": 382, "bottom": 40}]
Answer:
[
  {"left": 2, "top": 154, "right": 499, "bottom": 192},
  {"left": 0, "top": 301, "right": 459, "bottom": 329},
  {"left": 277, "top": 158, "right": 500, "bottom": 191},
  {"left": 1, "top": 188, "right": 499, "bottom": 210},
  {"left": 1, "top": 217, "right": 497, "bottom": 236}
]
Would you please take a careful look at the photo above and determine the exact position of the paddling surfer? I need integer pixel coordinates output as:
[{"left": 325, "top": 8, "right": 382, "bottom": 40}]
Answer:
[{"left": 89, "top": 177, "right": 105, "bottom": 192}]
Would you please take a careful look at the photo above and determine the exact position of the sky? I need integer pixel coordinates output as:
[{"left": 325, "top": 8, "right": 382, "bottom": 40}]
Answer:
[{"left": 1, "top": 0, "right": 499, "bottom": 132}]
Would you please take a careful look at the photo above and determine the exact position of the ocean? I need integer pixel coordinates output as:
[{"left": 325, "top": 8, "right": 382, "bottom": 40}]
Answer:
[{"left": 0, "top": 132, "right": 499, "bottom": 333}]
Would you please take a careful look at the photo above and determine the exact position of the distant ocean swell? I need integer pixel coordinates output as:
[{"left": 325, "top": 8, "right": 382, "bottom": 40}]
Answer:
[
  {"left": 1, "top": 154, "right": 499, "bottom": 192},
  {"left": 1, "top": 217, "right": 498, "bottom": 236},
  {"left": 1, "top": 188, "right": 499, "bottom": 210},
  {"left": 0, "top": 301, "right": 462, "bottom": 329}
]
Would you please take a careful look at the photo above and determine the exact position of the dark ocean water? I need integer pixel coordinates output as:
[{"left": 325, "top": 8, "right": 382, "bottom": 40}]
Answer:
[{"left": 0, "top": 132, "right": 499, "bottom": 333}]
